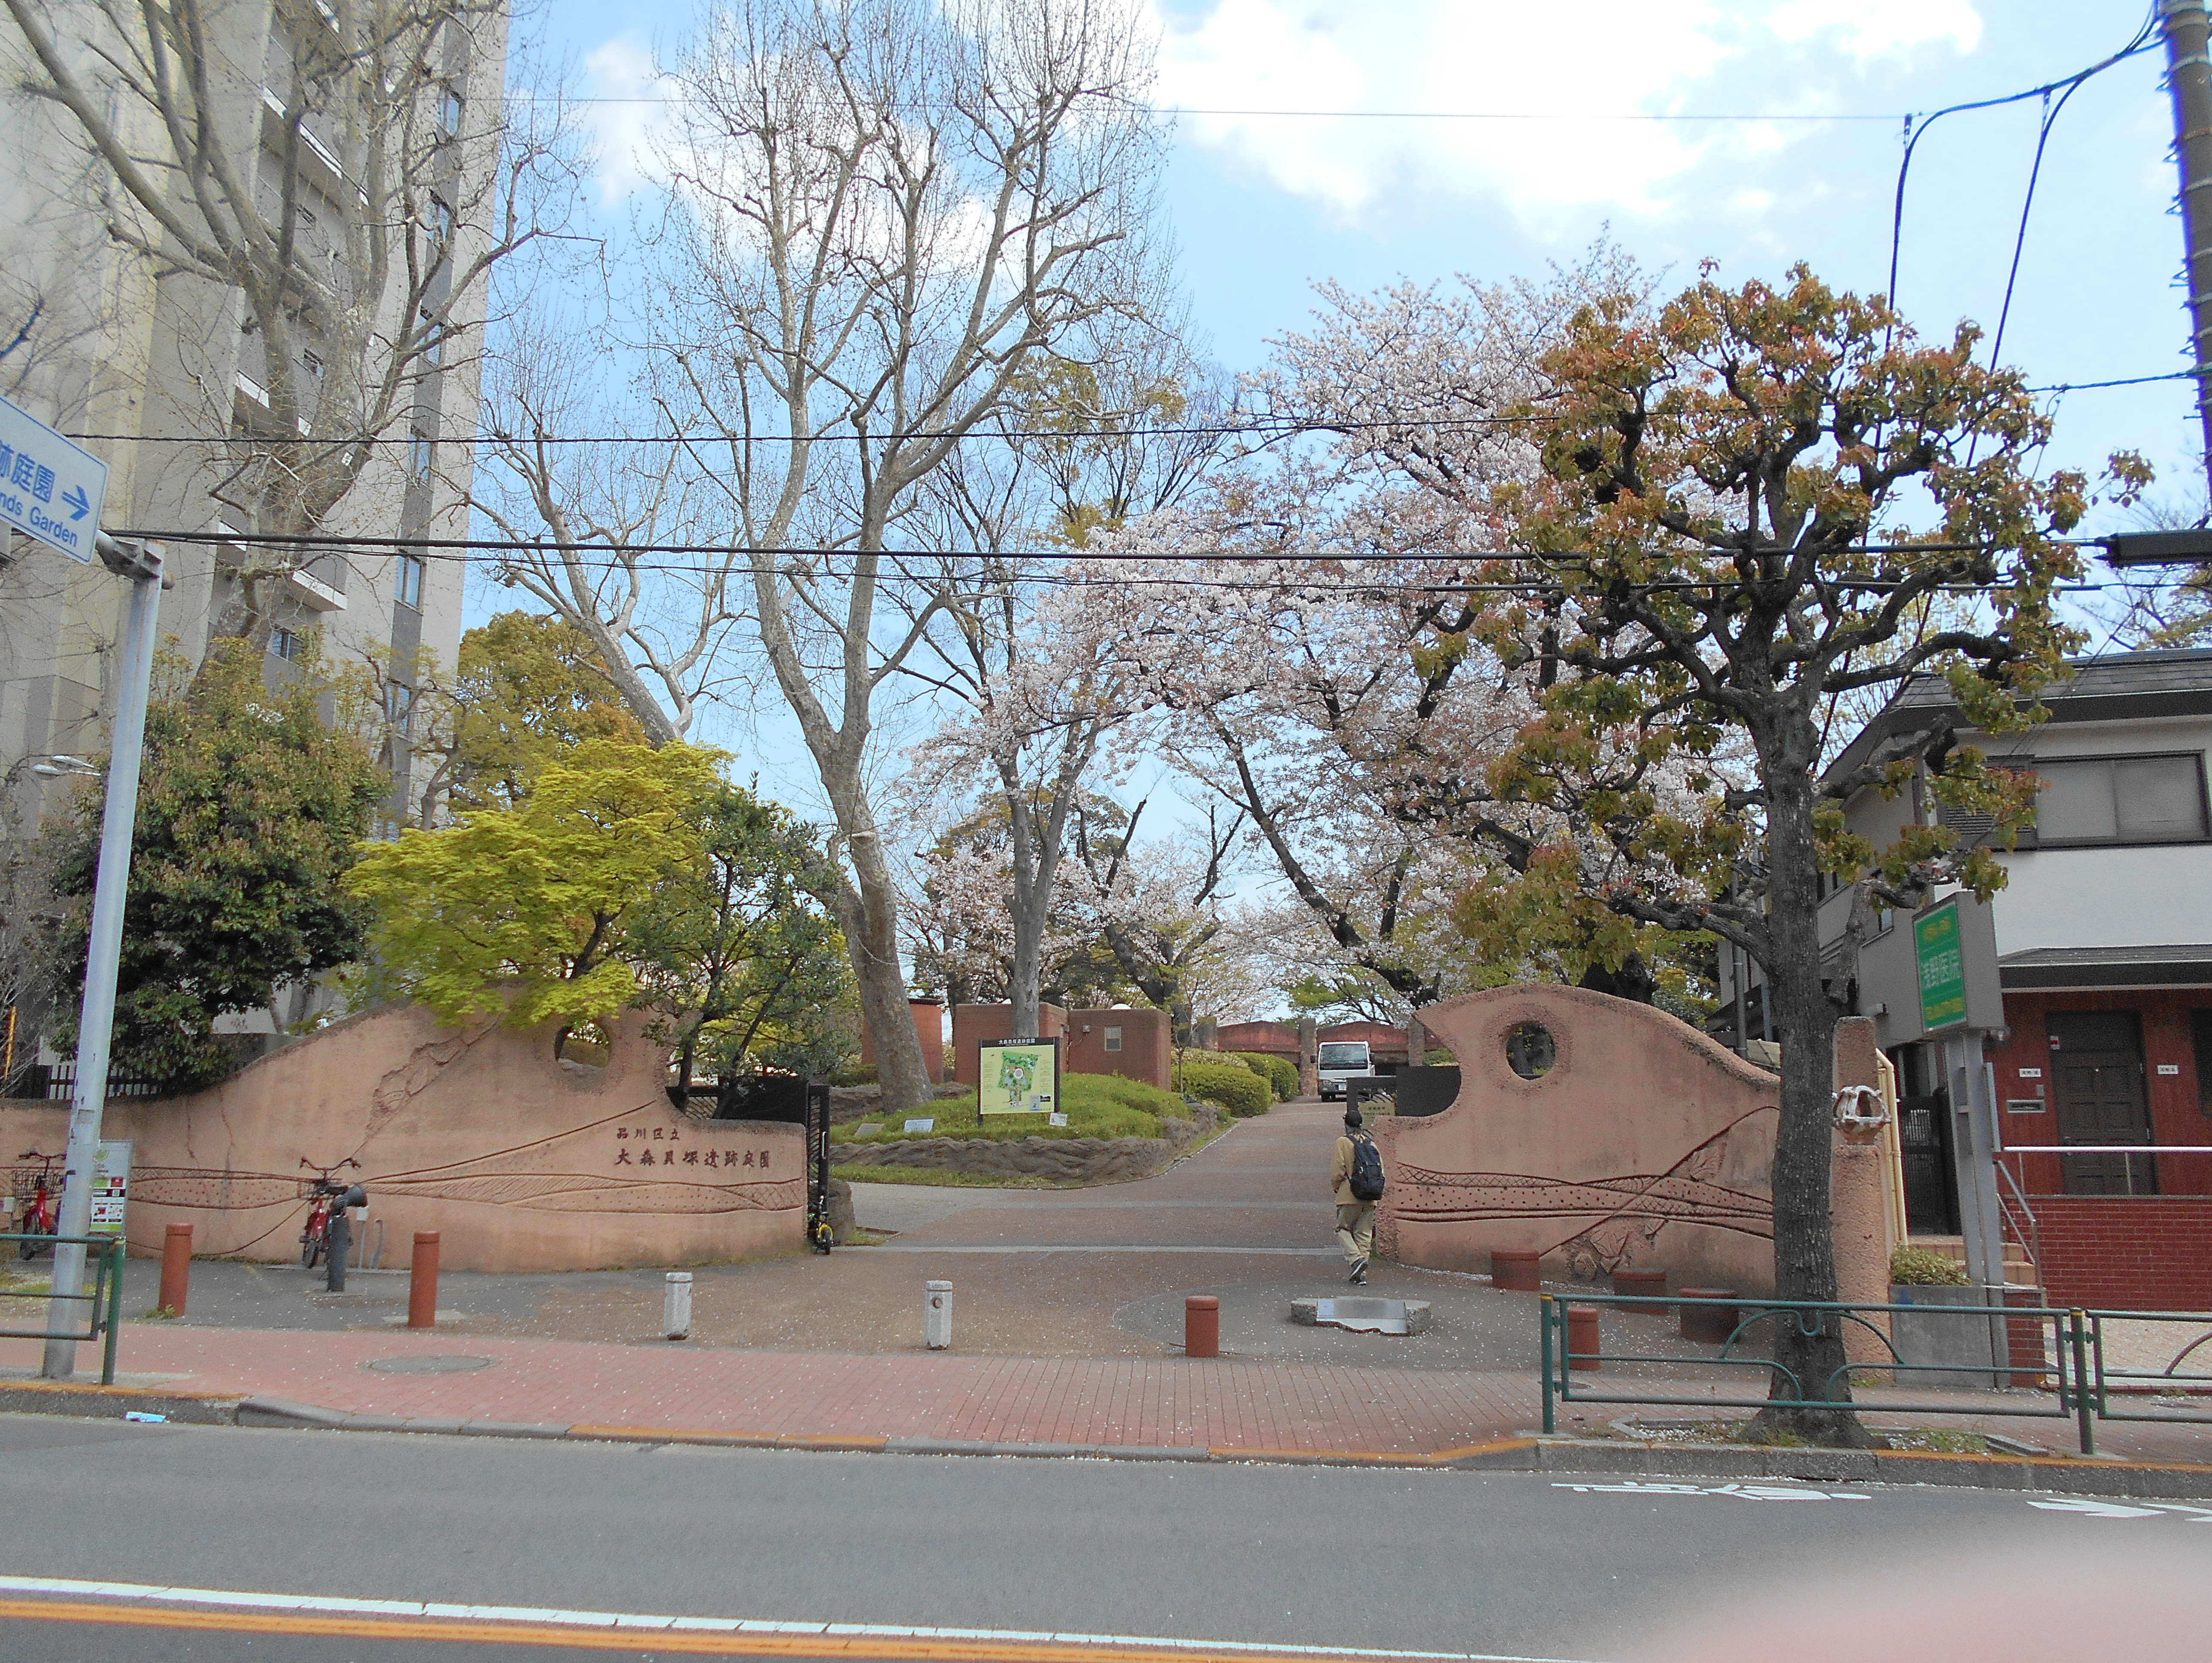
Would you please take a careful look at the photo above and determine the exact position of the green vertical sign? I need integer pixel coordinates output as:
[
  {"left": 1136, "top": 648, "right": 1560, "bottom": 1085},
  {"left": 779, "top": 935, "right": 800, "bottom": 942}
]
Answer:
[{"left": 1914, "top": 900, "right": 1968, "bottom": 1032}]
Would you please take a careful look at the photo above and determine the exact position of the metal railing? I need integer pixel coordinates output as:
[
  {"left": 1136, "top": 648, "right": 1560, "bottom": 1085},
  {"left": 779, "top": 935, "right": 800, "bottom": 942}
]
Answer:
[
  {"left": 1992, "top": 1156, "right": 2044, "bottom": 1280},
  {"left": 0, "top": 1234, "right": 125, "bottom": 1384},
  {"left": 1540, "top": 1291, "right": 2113, "bottom": 1452},
  {"left": 2083, "top": 1309, "right": 2212, "bottom": 1434}
]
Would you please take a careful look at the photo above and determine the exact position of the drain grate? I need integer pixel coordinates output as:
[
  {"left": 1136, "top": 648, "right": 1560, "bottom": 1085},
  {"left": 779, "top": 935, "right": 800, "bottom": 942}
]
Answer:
[{"left": 363, "top": 1354, "right": 497, "bottom": 1374}]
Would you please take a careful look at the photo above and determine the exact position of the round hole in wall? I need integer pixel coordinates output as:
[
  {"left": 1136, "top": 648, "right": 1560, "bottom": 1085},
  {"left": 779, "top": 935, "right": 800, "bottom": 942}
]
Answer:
[{"left": 1504, "top": 1022, "right": 1556, "bottom": 1080}]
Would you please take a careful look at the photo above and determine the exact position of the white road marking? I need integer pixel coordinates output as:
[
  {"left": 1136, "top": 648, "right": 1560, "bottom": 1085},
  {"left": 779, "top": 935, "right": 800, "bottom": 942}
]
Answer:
[
  {"left": 0, "top": 1575, "right": 1596, "bottom": 1663},
  {"left": 1552, "top": 1481, "right": 1869, "bottom": 1502},
  {"left": 2027, "top": 1498, "right": 2165, "bottom": 1518}
]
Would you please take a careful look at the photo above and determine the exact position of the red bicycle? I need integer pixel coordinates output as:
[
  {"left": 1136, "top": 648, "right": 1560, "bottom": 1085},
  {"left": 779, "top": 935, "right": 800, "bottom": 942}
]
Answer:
[
  {"left": 298, "top": 1158, "right": 361, "bottom": 1270},
  {"left": 14, "top": 1150, "right": 61, "bottom": 1260}
]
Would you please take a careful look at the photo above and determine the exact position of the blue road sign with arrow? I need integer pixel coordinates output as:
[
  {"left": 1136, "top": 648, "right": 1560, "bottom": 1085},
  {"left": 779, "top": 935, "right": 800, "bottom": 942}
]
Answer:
[{"left": 0, "top": 392, "right": 108, "bottom": 563}]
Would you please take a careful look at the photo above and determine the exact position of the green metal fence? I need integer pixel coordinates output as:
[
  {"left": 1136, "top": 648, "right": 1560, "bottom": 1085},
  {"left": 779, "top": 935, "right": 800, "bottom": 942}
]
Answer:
[
  {"left": 1539, "top": 1290, "right": 2105, "bottom": 1453},
  {"left": 2082, "top": 1308, "right": 2212, "bottom": 1437},
  {"left": 0, "top": 1234, "right": 125, "bottom": 1385}
]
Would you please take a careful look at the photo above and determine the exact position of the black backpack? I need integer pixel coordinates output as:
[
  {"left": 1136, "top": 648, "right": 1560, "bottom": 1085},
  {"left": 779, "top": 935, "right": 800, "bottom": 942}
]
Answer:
[{"left": 1347, "top": 1132, "right": 1385, "bottom": 1202}]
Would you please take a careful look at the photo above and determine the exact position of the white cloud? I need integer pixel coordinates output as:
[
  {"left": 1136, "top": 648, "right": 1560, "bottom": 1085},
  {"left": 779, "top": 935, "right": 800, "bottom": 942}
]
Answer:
[
  {"left": 1150, "top": 0, "right": 1983, "bottom": 229},
  {"left": 1769, "top": 0, "right": 1981, "bottom": 59},
  {"left": 583, "top": 35, "right": 678, "bottom": 206}
]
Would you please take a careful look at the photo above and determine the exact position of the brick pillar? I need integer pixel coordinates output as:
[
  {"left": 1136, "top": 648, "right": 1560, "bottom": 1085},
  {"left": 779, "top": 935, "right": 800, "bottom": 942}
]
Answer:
[{"left": 2002, "top": 1284, "right": 2049, "bottom": 1389}]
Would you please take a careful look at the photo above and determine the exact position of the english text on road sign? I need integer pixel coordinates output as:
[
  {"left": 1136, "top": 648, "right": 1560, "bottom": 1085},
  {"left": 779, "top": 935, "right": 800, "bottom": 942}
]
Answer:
[{"left": 0, "top": 393, "right": 108, "bottom": 563}]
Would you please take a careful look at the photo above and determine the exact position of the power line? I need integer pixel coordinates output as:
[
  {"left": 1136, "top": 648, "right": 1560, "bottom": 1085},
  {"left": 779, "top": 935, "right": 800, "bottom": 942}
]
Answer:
[
  {"left": 1886, "top": 11, "right": 2163, "bottom": 314},
  {"left": 121, "top": 525, "right": 2098, "bottom": 572},
  {"left": 64, "top": 370, "right": 2193, "bottom": 451},
  {"left": 514, "top": 95, "right": 1908, "bottom": 122}
]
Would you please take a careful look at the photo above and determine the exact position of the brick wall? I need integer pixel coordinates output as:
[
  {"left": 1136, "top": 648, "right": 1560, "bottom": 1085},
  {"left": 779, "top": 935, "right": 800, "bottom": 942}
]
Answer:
[
  {"left": 1987, "top": 989, "right": 2212, "bottom": 1197},
  {"left": 2034, "top": 1196, "right": 2212, "bottom": 1310}
]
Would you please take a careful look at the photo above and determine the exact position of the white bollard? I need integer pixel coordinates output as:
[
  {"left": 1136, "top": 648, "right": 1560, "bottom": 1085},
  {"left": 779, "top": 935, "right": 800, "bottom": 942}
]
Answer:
[
  {"left": 663, "top": 1270, "right": 693, "bottom": 1341},
  {"left": 924, "top": 1279, "right": 953, "bottom": 1350}
]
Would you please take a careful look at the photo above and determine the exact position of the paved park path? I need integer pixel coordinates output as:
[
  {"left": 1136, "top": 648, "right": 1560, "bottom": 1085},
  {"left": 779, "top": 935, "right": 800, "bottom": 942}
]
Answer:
[{"left": 851, "top": 1095, "right": 1348, "bottom": 1251}]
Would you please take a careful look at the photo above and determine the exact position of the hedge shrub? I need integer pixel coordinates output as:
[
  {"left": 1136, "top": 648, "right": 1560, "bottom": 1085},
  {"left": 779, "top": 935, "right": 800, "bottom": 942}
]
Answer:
[
  {"left": 827, "top": 1070, "right": 1186, "bottom": 1146},
  {"left": 1179, "top": 1058, "right": 1270, "bottom": 1118},
  {"left": 1231, "top": 1051, "right": 1298, "bottom": 1100}
]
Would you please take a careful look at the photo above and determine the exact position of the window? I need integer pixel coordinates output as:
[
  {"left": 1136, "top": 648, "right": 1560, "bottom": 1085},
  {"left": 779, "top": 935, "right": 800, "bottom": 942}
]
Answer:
[
  {"left": 2034, "top": 754, "right": 2209, "bottom": 846},
  {"left": 386, "top": 681, "right": 415, "bottom": 734},
  {"left": 1103, "top": 1025, "right": 1122, "bottom": 1054},
  {"left": 427, "top": 196, "right": 452, "bottom": 246},
  {"left": 439, "top": 85, "right": 463, "bottom": 136},
  {"left": 302, "top": 351, "right": 323, "bottom": 380},
  {"left": 407, "top": 430, "right": 433, "bottom": 481},
  {"left": 396, "top": 550, "right": 424, "bottom": 609},
  {"left": 271, "top": 626, "right": 304, "bottom": 661},
  {"left": 419, "top": 309, "right": 443, "bottom": 365}
]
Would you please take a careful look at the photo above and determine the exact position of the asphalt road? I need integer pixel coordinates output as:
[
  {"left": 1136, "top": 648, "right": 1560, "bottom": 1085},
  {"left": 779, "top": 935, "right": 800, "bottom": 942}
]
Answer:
[{"left": 1, "top": 1414, "right": 2208, "bottom": 1661}]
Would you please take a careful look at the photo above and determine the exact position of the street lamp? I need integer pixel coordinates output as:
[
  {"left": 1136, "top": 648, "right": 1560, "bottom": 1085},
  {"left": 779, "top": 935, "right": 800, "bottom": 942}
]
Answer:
[{"left": 27, "top": 755, "right": 99, "bottom": 778}]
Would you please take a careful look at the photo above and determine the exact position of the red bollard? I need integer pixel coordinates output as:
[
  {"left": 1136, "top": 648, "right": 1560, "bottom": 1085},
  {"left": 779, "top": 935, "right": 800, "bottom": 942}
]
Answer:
[
  {"left": 1567, "top": 1304, "right": 1601, "bottom": 1371},
  {"left": 408, "top": 1230, "right": 440, "bottom": 1329},
  {"left": 158, "top": 1223, "right": 193, "bottom": 1316},
  {"left": 1185, "top": 1294, "right": 1220, "bottom": 1359},
  {"left": 1492, "top": 1249, "right": 1541, "bottom": 1292}
]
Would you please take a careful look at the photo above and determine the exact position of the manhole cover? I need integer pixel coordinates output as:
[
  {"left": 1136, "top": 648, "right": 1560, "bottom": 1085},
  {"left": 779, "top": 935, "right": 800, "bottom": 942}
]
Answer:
[
  {"left": 1290, "top": 1296, "right": 1431, "bottom": 1335},
  {"left": 363, "top": 1354, "right": 497, "bottom": 1374}
]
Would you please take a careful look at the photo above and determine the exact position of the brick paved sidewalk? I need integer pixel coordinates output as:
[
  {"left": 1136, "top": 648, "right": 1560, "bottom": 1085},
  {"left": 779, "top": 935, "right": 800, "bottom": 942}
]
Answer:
[{"left": 5, "top": 1322, "right": 2211, "bottom": 1470}]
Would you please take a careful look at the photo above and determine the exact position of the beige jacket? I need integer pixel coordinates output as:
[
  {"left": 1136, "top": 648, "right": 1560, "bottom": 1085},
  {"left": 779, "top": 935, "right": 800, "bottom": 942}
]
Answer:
[{"left": 1330, "top": 1133, "right": 1366, "bottom": 1207}]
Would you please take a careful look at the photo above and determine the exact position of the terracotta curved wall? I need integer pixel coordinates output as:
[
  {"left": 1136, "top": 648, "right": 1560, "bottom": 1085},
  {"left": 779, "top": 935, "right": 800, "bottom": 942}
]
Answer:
[
  {"left": 0, "top": 1004, "right": 804, "bottom": 1271},
  {"left": 1370, "top": 985, "right": 1780, "bottom": 1294}
]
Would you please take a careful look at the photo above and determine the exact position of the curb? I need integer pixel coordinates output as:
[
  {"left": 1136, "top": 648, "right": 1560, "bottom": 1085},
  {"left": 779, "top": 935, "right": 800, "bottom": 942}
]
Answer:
[
  {"left": 5, "top": 1387, "right": 2205, "bottom": 1497},
  {"left": 1531, "top": 1437, "right": 2212, "bottom": 1499},
  {"left": 0, "top": 1382, "right": 240, "bottom": 1425}
]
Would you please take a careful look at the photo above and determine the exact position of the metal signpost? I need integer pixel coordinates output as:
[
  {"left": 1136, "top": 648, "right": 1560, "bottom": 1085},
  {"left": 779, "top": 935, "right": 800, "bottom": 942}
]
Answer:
[
  {"left": 4, "top": 393, "right": 165, "bottom": 1380},
  {"left": 1913, "top": 896, "right": 2011, "bottom": 1367}
]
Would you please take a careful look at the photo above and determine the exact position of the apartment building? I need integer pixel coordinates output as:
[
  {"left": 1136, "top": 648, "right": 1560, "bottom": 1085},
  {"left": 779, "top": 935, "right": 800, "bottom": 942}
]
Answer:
[{"left": 0, "top": 0, "right": 505, "bottom": 837}]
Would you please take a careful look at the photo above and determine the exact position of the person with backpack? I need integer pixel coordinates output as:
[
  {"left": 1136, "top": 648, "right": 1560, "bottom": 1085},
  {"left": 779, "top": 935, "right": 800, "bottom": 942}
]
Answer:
[{"left": 1330, "top": 1105, "right": 1386, "bottom": 1284}]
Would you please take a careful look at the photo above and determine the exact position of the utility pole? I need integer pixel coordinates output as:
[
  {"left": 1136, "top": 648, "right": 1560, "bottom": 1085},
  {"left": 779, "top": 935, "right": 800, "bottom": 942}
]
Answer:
[
  {"left": 2163, "top": 0, "right": 2212, "bottom": 493},
  {"left": 42, "top": 532, "right": 164, "bottom": 1379}
]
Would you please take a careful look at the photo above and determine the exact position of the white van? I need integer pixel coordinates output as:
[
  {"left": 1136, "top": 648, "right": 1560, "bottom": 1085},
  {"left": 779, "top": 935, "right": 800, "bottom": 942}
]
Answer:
[{"left": 1317, "top": 1039, "right": 1373, "bottom": 1101}]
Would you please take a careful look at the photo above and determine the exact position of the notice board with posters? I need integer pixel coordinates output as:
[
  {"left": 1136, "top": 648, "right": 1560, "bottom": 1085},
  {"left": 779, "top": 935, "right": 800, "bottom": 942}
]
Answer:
[
  {"left": 978, "top": 1038, "right": 1061, "bottom": 1117},
  {"left": 88, "top": 1141, "right": 131, "bottom": 1238}
]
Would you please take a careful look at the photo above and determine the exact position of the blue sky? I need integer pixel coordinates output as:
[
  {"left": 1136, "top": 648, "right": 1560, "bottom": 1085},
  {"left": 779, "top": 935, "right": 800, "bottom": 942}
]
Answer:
[
  {"left": 509, "top": 0, "right": 2198, "bottom": 868},
  {"left": 557, "top": 0, "right": 2195, "bottom": 504}
]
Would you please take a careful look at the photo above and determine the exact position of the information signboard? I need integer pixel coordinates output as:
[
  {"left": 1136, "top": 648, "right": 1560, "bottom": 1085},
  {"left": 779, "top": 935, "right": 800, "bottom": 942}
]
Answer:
[
  {"left": 87, "top": 1140, "right": 131, "bottom": 1238},
  {"left": 0, "top": 393, "right": 107, "bottom": 562},
  {"left": 1914, "top": 899, "right": 1969, "bottom": 1032},
  {"left": 978, "top": 1038, "right": 1061, "bottom": 1117}
]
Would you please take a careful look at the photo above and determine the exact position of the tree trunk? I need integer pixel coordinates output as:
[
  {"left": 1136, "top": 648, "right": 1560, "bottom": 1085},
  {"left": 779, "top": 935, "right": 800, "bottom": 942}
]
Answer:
[
  {"left": 1751, "top": 735, "right": 1868, "bottom": 1448},
  {"left": 1007, "top": 795, "right": 1043, "bottom": 1043},
  {"left": 836, "top": 823, "right": 934, "bottom": 1113}
]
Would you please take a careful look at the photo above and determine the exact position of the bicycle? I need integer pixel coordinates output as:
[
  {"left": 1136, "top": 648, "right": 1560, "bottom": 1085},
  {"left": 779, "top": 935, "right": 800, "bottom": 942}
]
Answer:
[
  {"left": 13, "top": 1150, "right": 61, "bottom": 1261},
  {"left": 298, "top": 1158, "right": 361, "bottom": 1270}
]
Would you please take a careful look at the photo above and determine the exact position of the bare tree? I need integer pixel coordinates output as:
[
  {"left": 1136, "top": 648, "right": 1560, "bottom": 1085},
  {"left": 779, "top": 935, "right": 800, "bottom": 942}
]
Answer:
[
  {"left": 1, "top": 0, "right": 578, "bottom": 633},
  {"left": 610, "top": 0, "right": 1169, "bottom": 1110}
]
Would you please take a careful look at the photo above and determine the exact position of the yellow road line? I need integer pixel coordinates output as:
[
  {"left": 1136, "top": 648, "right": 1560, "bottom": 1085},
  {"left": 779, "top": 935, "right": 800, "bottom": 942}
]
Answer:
[{"left": 0, "top": 1599, "right": 1464, "bottom": 1662}]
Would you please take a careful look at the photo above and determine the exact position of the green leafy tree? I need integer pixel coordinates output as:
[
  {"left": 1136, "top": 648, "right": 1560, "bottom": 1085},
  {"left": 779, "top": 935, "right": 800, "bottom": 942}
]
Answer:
[
  {"left": 48, "top": 640, "right": 386, "bottom": 1088},
  {"left": 346, "top": 739, "right": 719, "bottom": 1038},
  {"left": 437, "top": 612, "right": 648, "bottom": 815},
  {"left": 1457, "top": 264, "right": 2147, "bottom": 1444},
  {"left": 629, "top": 784, "right": 854, "bottom": 1091}
]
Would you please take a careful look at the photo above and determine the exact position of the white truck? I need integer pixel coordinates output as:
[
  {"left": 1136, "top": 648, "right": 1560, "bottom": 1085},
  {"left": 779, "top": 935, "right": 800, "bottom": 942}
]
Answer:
[{"left": 1316, "top": 1039, "right": 1374, "bottom": 1101}]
